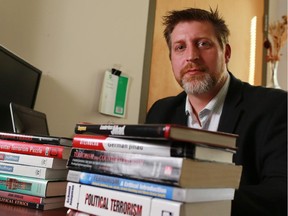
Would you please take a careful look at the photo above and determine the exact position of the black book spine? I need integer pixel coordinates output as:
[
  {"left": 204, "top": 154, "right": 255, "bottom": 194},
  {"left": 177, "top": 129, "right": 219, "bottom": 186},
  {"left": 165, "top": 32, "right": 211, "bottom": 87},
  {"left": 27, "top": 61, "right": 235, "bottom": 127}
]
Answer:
[
  {"left": 0, "top": 132, "right": 72, "bottom": 146},
  {"left": 67, "top": 148, "right": 183, "bottom": 185},
  {"left": 74, "top": 124, "right": 168, "bottom": 138},
  {"left": 171, "top": 142, "right": 196, "bottom": 158},
  {"left": 0, "top": 196, "right": 45, "bottom": 210}
]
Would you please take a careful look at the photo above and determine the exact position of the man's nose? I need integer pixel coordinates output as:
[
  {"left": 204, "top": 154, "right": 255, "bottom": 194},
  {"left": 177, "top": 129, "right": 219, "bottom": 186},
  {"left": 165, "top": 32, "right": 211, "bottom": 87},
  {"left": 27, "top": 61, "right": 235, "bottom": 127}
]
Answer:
[{"left": 186, "top": 46, "right": 200, "bottom": 62}]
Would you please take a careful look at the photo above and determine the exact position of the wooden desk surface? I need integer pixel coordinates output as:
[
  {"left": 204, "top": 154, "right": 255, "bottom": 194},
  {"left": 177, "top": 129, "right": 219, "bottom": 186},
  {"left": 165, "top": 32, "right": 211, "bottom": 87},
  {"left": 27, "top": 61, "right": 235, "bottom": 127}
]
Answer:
[{"left": 0, "top": 203, "right": 68, "bottom": 216}]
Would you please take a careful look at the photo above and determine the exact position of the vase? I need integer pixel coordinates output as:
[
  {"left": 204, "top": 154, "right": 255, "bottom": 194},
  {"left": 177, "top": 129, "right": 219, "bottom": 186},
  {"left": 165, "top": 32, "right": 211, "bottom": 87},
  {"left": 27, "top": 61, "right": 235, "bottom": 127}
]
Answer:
[{"left": 267, "top": 61, "right": 281, "bottom": 89}]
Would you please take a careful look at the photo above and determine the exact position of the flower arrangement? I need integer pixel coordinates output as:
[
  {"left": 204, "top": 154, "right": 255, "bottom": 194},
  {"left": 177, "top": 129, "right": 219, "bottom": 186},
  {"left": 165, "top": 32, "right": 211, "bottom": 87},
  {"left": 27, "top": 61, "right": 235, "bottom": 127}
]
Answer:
[
  {"left": 263, "top": 15, "right": 287, "bottom": 88},
  {"left": 264, "top": 15, "right": 287, "bottom": 63}
]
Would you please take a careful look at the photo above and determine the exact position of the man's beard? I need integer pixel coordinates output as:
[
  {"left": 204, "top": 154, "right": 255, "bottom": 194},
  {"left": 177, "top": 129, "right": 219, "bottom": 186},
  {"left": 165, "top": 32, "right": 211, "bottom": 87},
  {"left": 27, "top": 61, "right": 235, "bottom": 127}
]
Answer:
[{"left": 181, "top": 73, "right": 215, "bottom": 95}]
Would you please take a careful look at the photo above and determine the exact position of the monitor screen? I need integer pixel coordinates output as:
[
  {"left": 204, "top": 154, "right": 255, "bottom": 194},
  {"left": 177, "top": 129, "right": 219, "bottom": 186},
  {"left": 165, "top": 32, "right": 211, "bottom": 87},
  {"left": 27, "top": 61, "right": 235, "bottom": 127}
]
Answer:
[
  {"left": 10, "top": 102, "right": 49, "bottom": 136},
  {"left": 0, "top": 45, "right": 42, "bottom": 132}
]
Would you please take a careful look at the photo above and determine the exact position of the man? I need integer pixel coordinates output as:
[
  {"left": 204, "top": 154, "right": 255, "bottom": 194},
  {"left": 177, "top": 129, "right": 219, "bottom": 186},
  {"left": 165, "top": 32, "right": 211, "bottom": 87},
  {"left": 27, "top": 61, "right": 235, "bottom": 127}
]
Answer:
[{"left": 145, "top": 8, "right": 287, "bottom": 216}]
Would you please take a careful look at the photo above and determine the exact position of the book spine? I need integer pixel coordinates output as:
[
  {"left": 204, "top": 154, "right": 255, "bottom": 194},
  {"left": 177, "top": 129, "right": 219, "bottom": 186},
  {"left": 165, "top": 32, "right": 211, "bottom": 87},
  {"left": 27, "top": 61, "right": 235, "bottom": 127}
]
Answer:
[
  {"left": 150, "top": 198, "right": 182, "bottom": 216},
  {"left": 0, "top": 196, "right": 46, "bottom": 210},
  {"left": 0, "top": 132, "right": 62, "bottom": 145},
  {"left": 0, "top": 173, "right": 47, "bottom": 197},
  {"left": 0, "top": 161, "right": 62, "bottom": 179},
  {"left": 0, "top": 139, "right": 66, "bottom": 159},
  {"left": 150, "top": 198, "right": 231, "bottom": 216},
  {"left": 0, "top": 190, "right": 42, "bottom": 203},
  {"left": 67, "top": 170, "right": 181, "bottom": 200},
  {"left": 0, "top": 151, "right": 67, "bottom": 169},
  {"left": 67, "top": 170, "right": 235, "bottom": 203},
  {"left": 67, "top": 148, "right": 182, "bottom": 185},
  {"left": 65, "top": 182, "right": 152, "bottom": 216},
  {"left": 75, "top": 123, "right": 168, "bottom": 138},
  {"left": 72, "top": 134, "right": 193, "bottom": 158}
]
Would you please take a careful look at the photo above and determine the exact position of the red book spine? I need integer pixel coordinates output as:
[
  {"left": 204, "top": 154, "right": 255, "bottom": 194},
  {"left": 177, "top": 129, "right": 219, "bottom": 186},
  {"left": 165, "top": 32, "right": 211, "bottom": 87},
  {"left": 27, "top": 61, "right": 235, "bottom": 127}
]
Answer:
[
  {"left": 0, "top": 139, "right": 65, "bottom": 159},
  {"left": 72, "top": 135, "right": 107, "bottom": 150},
  {"left": 163, "top": 125, "right": 171, "bottom": 139},
  {"left": 0, "top": 190, "right": 42, "bottom": 203}
]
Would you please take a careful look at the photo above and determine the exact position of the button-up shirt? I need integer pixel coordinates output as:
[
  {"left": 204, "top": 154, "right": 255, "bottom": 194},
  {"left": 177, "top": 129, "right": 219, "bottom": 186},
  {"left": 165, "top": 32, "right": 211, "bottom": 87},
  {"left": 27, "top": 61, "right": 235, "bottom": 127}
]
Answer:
[{"left": 185, "top": 74, "right": 230, "bottom": 131}]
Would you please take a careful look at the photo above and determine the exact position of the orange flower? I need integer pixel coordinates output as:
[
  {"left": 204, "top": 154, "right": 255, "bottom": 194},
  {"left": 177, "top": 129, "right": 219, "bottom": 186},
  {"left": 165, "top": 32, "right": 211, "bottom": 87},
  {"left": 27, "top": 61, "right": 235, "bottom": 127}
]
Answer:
[{"left": 264, "top": 15, "right": 287, "bottom": 63}]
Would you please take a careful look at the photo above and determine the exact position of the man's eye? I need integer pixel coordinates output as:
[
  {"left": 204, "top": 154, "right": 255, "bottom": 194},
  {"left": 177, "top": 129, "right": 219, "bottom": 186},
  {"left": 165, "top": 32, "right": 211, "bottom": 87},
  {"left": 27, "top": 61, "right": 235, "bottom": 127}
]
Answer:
[
  {"left": 197, "top": 41, "right": 212, "bottom": 48},
  {"left": 175, "top": 44, "right": 186, "bottom": 51}
]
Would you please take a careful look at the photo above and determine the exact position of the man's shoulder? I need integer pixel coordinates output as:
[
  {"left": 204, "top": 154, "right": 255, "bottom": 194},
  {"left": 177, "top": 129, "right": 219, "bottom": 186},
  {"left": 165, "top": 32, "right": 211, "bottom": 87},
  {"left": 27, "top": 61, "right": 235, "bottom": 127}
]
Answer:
[
  {"left": 229, "top": 74, "right": 287, "bottom": 104},
  {"left": 242, "top": 83, "right": 287, "bottom": 102},
  {"left": 145, "top": 91, "right": 187, "bottom": 124}
]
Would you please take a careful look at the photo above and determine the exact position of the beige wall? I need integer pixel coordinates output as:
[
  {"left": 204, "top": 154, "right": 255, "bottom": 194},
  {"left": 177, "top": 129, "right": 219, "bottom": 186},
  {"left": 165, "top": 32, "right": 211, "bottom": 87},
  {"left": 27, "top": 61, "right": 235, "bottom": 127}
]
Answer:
[
  {"left": 0, "top": 0, "right": 286, "bottom": 137},
  {"left": 0, "top": 0, "right": 150, "bottom": 137}
]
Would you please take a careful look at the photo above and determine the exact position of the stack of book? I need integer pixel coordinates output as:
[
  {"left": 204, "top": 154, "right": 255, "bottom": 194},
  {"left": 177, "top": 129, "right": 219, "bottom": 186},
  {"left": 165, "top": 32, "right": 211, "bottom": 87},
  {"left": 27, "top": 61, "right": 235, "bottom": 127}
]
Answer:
[
  {"left": 0, "top": 132, "right": 72, "bottom": 210},
  {"left": 65, "top": 123, "right": 243, "bottom": 216}
]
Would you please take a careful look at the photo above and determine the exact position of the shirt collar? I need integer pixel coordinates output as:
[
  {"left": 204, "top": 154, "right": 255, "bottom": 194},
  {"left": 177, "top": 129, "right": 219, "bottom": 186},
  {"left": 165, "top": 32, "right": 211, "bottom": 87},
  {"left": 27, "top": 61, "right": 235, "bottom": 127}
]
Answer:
[{"left": 185, "top": 73, "right": 230, "bottom": 116}]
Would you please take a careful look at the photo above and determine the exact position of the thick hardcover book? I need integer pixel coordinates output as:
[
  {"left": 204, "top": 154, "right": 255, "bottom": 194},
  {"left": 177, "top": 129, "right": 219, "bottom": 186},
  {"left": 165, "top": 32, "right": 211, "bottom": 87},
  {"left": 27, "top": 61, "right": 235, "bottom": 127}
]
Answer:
[
  {"left": 65, "top": 182, "right": 152, "bottom": 216},
  {"left": 0, "top": 196, "right": 64, "bottom": 210},
  {"left": 0, "top": 161, "right": 68, "bottom": 180},
  {"left": 72, "top": 134, "right": 234, "bottom": 163},
  {"left": 67, "top": 148, "right": 242, "bottom": 188},
  {"left": 0, "top": 173, "right": 67, "bottom": 197},
  {"left": 67, "top": 170, "right": 235, "bottom": 202},
  {"left": 0, "top": 139, "right": 71, "bottom": 159},
  {"left": 150, "top": 198, "right": 231, "bottom": 216},
  {"left": 0, "top": 190, "right": 65, "bottom": 204},
  {"left": 74, "top": 123, "right": 237, "bottom": 150},
  {"left": 0, "top": 131, "right": 72, "bottom": 147},
  {"left": 0, "top": 151, "right": 67, "bottom": 169},
  {"left": 65, "top": 182, "right": 231, "bottom": 216}
]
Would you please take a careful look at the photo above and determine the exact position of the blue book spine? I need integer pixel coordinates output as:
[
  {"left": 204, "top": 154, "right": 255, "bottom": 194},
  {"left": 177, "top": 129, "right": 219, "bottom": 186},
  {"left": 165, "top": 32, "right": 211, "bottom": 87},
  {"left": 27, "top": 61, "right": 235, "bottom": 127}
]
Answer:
[{"left": 67, "top": 170, "right": 175, "bottom": 200}]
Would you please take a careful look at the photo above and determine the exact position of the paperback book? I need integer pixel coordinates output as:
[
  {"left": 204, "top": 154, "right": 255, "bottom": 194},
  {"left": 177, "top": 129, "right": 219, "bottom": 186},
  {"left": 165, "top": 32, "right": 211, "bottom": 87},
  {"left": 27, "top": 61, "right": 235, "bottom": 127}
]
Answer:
[
  {"left": 0, "top": 173, "right": 67, "bottom": 197},
  {"left": 0, "top": 161, "right": 68, "bottom": 180},
  {"left": 67, "top": 170, "right": 235, "bottom": 202},
  {"left": 0, "top": 190, "right": 65, "bottom": 204},
  {"left": 67, "top": 148, "right": 242, "bottom": 188},
  {"left": 0, "top": 196, "right": 64, "bottom": 210},
  {"left": 0, "top": 151, "right": 67, "bottom": 169},
  {"left": 0, "top": 139, "right": 71, "bottom": 159},
  {"left": 0, "top": 131, "right": 72, "bottom": 147},
  {"left": 74, "top": 123, "right": 237, "bottom": 150}
]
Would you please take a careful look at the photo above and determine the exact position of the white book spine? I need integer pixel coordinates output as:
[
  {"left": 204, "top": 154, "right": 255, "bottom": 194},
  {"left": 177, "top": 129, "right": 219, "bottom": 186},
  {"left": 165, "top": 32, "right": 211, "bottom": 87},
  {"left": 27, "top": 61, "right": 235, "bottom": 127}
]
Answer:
[
  {"left": 0, "top": 151, "right": 67, "bottom": 168},
  {"left": 0, "top": 161, "right": 67, "bottom": 179},
  {"left": 150, "top": 198, "right": 231, "bottom": 216},
  {"left": 150, "top": 198, "right": 182, "bottom": 216},
  {"left": 74, "top": 135, "right": 172, "bottom": 156},
  {"left": 65, "top": 182, "right": 152, "bottom": 216}
]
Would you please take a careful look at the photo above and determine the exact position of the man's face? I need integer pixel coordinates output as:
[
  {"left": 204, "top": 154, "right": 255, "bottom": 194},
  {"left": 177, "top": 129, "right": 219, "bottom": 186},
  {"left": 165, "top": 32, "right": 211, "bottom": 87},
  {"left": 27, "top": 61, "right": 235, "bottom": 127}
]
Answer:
[{"left": 170, "top": 21, "right": 230, "bottom": 95}]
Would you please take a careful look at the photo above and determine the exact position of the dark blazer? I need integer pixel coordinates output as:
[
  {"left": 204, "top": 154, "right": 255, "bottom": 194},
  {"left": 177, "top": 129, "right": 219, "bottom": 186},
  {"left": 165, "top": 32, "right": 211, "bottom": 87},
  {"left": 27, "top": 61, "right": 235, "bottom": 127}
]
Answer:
[{"left": 146, "top": 73, "right": 287, "bottom": 216}]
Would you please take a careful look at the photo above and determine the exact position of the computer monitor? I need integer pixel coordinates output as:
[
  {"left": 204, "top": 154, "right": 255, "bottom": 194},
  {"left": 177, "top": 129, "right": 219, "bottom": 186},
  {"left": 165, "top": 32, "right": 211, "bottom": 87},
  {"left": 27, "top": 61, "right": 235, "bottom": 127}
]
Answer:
[
  {"left": 0, "top": 45, "right": 42, "bottom": 132},
  {"left": 10, "top": 102, "right": 50, "bottom": 136}
]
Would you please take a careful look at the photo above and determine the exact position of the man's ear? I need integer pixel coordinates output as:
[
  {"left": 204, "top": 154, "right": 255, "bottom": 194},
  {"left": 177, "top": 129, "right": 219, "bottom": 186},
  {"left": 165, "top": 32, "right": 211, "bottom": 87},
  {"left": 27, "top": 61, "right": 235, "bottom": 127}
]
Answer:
[{"left": 225, "top": 44, "right": 231, "bottom": 63}]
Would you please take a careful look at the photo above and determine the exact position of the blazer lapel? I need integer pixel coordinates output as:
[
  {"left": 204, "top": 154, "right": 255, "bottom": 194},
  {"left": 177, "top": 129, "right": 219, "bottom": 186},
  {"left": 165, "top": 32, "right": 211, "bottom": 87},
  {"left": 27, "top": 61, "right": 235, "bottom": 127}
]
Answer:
[
  {"left": 218, "top": 73, "right": 245, "bottom": 134},
  {"left": 171, "top": 92, "right": 188, "bottom": 125}
]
